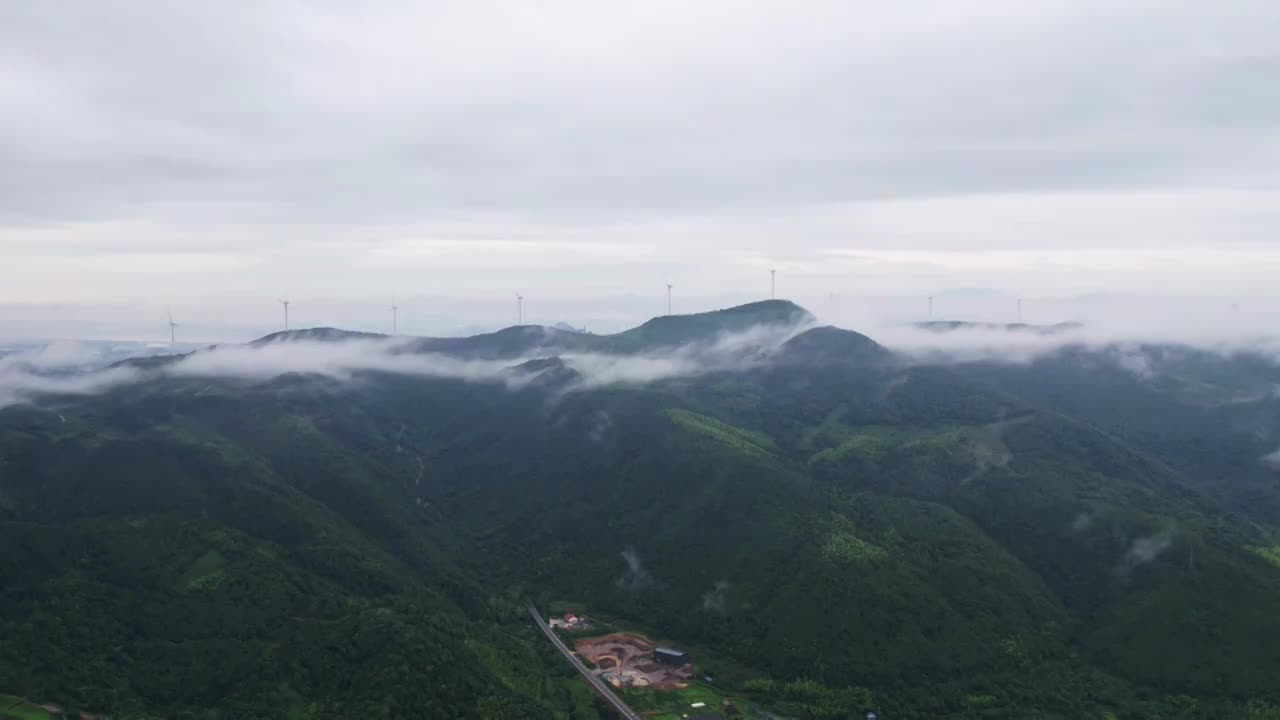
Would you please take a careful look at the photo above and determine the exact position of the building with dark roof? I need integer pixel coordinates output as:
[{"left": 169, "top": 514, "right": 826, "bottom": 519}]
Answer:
[{"left": 653, "top": 647, "right": 688, "bottom": 665}]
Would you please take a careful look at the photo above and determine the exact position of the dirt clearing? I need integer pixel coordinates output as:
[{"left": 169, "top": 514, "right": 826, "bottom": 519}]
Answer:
[{"left": 574, "top": 633, "right": 694, "bottom": 690}]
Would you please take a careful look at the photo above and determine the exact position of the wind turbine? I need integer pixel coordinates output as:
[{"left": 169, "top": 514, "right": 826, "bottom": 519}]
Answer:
[
  {"left": 1017, "top": 297, "right": 1023, "bottom": 323},
  {"left": 391, "top": 295, "right": 400, "bottom": 334},
  {"left": 665, "top": 282, "right": 674, "bottom": 316},
  {"left": 167, "top": 308, "right": 178, "bottom": 346},
  {"left": 928, "top": 295, "right": 934, "bottom": 318},
  {"left": 515, "top": 293, "right": 523, "bottom": 325},
  {"left": 770, "top": 266, "right": 776, "bottom": 300},
  {"left": 279, "top": 297, "right": 290, "bottom": 331}
]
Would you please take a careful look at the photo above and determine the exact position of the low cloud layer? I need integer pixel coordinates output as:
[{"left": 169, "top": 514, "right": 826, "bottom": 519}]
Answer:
[
  {"left": 561, "top": 321, "right": 807, "bottom": 389},
  {"left": 0, "top": 363, "right": 140, "bottom": 412},
  {"left": 6, "top": 306, "right": 1280, "bottom": 413},
  {"left": 847, "top": 296, "right": 1280, "bottom": 368},
  {"left": 0, "top": 321, "right": 809, "bottom": 411},
  {"left": 171, "top": 338, "right": 529, "bottom": 386},
  {"left": 0, "top": 341, "right": 144, "bottom": 409}
]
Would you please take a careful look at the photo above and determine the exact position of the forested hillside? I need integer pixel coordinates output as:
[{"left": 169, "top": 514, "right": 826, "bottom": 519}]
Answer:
[
  {"left": 0, "top": 384, "right": 601, "bottom": 719},
  {"left": 4, "top": 301, "right": 1280, "bottom": 718}
]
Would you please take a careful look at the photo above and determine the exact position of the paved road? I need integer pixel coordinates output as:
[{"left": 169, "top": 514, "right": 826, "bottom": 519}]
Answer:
[{"left": 527, "top": 601, "right": 641, "bottom": 720}]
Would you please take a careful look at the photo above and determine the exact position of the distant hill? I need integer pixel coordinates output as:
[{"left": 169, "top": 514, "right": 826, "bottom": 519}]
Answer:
[
  {"left": 600, "top": 300, "right": 813, "bottom": 351},
  {"left": 251, "top": 327, "right": 387, "bottom": 345},
  {"left": 912, "top": 320, "right": 1084, "bottom": 335},
  {"left": 239, "top": 299, "right": 814, "bottom": 360},
  {"left": 775, "top": 325, "right": 890, "bottom": 366}
]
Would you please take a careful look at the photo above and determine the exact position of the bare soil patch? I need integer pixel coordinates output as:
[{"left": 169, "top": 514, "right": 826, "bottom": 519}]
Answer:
[{"left": 574, "top": 633, "right": 693, "bottom": 690}]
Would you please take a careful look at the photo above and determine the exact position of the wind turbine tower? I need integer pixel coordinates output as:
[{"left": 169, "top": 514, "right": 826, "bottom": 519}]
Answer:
[
  {"left": 928, "top": 295, "right": 934, "bottom": 318},
  {"left": 391, "top": 296, "right": 400, "bottom": 334},
  {"left": 666, "top": 282, "right": 673, "bottom": 316},
  {"left": 516, "top": 293, "right": 523, "bottom": 325},
  {"left": 770, "top": 266, "right": 776, "bottom": 300},
  {"left": 167, "top": 309, "right": 178, "bottom": 346},
  {"left": 279, "top": 298, "right": 290, "bottom": 331},
  {"left": 1017, "top": 298, "right": 1023, "bottom": 323}
]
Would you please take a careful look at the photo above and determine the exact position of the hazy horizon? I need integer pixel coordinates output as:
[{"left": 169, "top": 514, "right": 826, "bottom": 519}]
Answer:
[
  {"left": 4, "top": 1, "right": 1279, "bottom": 342},
  {"left": 4, "top": 290, "right": 1279, "bottom": 349}
]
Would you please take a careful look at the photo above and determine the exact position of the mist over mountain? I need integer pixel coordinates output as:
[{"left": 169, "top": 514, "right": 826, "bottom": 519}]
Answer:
[
  {"left": 4, "top": 300, "right": 1280, "bottom": 718},
  {"left": 7, "top": 0, "right": 1280, "bottom": 715}
]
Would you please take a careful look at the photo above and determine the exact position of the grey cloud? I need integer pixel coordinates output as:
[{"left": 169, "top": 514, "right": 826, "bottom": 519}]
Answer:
[
  {"left": 0, "top": 341, "right": 148, "bottom": 409},
  {"left": 167, "top": 338, "right": 536, "bottom": 388},
  {"left": 842, "top": 293, "right": 1280, "bottom": 367},
  {"left": 616, "top": 547, "right": 654, "bottom": 591},
  {"left": 701, "top": 581, "right": 730, "bottom": 614},
  {"left": 961, "top": 414, "right": 1021, "bottom": 484},
  {"left": 0, "top": 368, "right": 139, "bottom": 412},
  {"left": 172, "top": 321, "right": 806, "bottom": 390},
  {"left": 0, "top": 321, "right": 810, "bottom": 410},
  {"left": 1069, "top": 513, "right": 1094, "bottom": 534},
  {"left": 586, "top": 411, "right": 612, "bottom": 443},
  {"left": 0, "top": 342, "right": 142, "bottom": 410},
  {"left": 1113, "top": 349, "right": 1156, "bottom": 380},
  {"left": 560, "top": 321, "right": 810, "bottom": 389},
  {"left": 1120, "top": 531, "right": 1175, "bottom": 573},
  {"left": 2, "top": 1, "right": 1277, "bottom": 225},
  {"left": 1263, "top": 448, "right": 1280, "bottom": 472},
  {"left": 0, "top": 340, "right": 105, "bottom": 370},
  {"left": 3, "top": 1, "right": 1280, "bottom": 338}
]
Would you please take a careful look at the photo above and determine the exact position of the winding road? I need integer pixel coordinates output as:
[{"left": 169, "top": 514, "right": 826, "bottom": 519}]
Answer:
[{"left": 526, "top": 601, "right": 641, "bottom": 720}]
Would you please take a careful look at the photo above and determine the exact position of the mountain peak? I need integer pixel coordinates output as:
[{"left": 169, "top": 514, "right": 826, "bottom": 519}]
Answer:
[
  {"left": 777, "top": 325, "right": 890, "bottom": 365},
  {"left": 251, "top": 327, "right": 387, "bottom": 345},
  {"left": 612, "top": 300, "right": 814, "bottom": 350},
  {"left": 510, "top": 356, "right": 584, "bottom": 388}
]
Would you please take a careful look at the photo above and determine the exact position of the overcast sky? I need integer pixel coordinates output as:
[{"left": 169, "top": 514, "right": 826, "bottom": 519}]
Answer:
[{"left": 2, "top": 1, "right": 1278, "bottom": 341}]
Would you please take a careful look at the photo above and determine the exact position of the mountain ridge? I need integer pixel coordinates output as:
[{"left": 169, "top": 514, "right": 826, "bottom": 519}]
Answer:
[{"left": 251, "top": 299, "right": 813, "bottom": 354}]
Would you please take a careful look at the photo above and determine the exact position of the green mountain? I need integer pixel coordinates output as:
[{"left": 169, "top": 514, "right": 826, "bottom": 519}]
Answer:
[
  {"left": 4, "top": 302, "right": 1280, "bottom": 719},
  {"left": 955, "top": 343, "right": 1280, "bottom": 523}
]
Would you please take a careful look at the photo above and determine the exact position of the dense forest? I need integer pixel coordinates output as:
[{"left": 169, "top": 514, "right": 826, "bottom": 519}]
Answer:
[{"left": 4, "top": 301, "right": 1280, "bottom": 718}]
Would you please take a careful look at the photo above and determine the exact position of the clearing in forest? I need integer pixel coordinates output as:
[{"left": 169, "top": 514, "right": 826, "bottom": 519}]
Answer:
[{"left": 574, "top": 633, "right": 694, "bottom": 690}]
